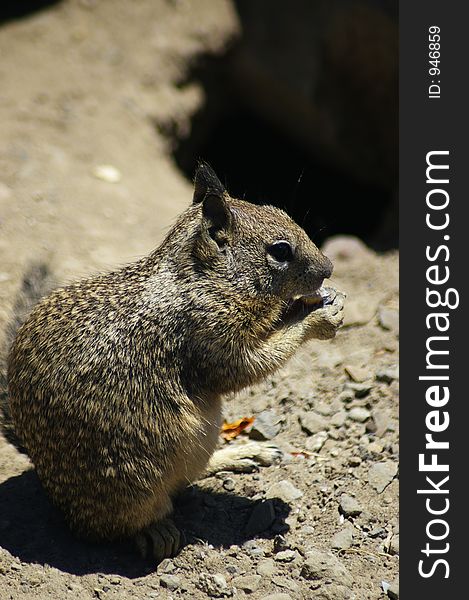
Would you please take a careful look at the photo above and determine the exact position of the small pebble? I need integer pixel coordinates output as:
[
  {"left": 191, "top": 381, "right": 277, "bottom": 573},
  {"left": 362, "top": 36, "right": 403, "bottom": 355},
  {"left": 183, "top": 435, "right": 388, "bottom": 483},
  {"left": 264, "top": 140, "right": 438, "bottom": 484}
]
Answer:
[
  {"left": 339, "top": 493, "right": 363, "bottom": 517},
  {"left": 388, "top": 576, "right": 399, "bottom": 599},
  {"left": 249, "top": 410, "right": 281, "bottom": 440},
  {"left": 331, "top": 527, "right": 353, "bottom": 550},
  {"left": 159, "top": 574, "right": 181, "bottom": 591},
  {"left": 388, "top": 534, "right": 399, "bottom": 555},
  {"left": 301, "top": 549, "right": 353, "bottom": 586},
  {"left": 344, "top": 365, "right": 369, "bottom": 383},
  {"left": 348, "top": 407, "right": 371, "bottom": 423},
  {"left": 266, "top": 480, "right": 303, "bottom": 503},
  {"left": 223, "top": 477, "right": 235, "bottom": 492},
  {"left": 257, "top": 558, "right": 276, "bottom": 577},
  {"left": 299, "top": 411, "right": 328, "bottom": 435},
  {"left": 304, "top": 431, "right": 328, "bottom": 452},
  {"left": 274, "top": 550, "right": 297, "bottom": 562},
  {"left": 197, "top": 573, "right": 231, "bottom": 597},
  {"left": 231, "top": 574, "right": 261, "bottom": 593},
  {"left": 331, "top": 411, "right": 347, "bottom": 427},
  {"left": 92, "top": 164, "right": 122, "bottom": 183},
  {"left": 376, "top": 366, "right": 399, "bottom": 383},
  {"left": 343, "top": 381, "right": 372, "bottom": 398},
  {"left": 378, "top": 306, "right": 399, "bottom": 334},
  {"left": 271, "top": 576, "right": 300, "bottom": 593},
  {"left": 368, "top": 461, "right": 398, "bottom": 493},
  {"left": 273, "top": 535, "right": 289, "bottom": 553}
]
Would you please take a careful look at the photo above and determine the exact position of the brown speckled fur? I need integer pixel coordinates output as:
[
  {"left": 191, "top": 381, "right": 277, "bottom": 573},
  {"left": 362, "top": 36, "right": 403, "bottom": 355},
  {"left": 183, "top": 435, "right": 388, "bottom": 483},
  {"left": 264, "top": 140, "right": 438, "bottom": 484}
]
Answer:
[{"left": 7, "top": 164, "right": 343, "bottom": 541}]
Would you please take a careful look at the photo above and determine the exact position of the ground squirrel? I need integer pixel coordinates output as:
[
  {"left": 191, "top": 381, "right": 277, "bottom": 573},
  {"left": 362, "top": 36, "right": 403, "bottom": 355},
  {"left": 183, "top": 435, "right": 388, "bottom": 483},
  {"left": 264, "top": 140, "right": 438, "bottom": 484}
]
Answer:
[{"left": 7, "top": 163, "right": 345, "bottom": 561}]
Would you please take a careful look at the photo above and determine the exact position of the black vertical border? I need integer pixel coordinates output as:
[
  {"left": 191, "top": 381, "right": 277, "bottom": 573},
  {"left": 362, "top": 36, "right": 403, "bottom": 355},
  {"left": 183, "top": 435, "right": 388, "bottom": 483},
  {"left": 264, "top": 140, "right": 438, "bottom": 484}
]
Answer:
[{"left": 400, "top": 1, "right": 468, "bottom": 596}]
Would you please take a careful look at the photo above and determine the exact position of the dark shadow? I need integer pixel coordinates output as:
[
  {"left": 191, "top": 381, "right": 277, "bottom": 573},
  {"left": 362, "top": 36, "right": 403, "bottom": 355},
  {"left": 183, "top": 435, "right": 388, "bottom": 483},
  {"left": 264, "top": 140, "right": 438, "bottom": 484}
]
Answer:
[
  {"left": 0, "top": 469, "right": 290, "bottom": 576},
  {"left": 171, "top": 105, "right": 391, "bottom": 249},
  {"left": 0, "top": 1, "right": 62, "bottom": 24}
]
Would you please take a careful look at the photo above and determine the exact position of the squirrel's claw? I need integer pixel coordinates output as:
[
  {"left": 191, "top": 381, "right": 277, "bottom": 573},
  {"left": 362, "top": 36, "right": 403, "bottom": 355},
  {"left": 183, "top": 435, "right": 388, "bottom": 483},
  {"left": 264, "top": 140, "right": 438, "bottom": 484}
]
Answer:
[{"left": 135, "top": 518, "right": 183, "bottom": 564}]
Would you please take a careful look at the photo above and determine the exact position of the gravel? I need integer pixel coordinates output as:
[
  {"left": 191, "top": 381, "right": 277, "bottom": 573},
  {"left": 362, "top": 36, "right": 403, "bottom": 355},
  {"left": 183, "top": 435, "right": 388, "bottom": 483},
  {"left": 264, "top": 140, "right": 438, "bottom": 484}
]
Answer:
[
  {"left": 348, "top": 407, "right": 371, "bottom": 423},
  {"left": 257, "top": 558, "right": 276, "bottom": 577},
  {"left": 368, "top": 461, "right": 399, "bottom": 493},
  {"left": 331, "top": 526, "right": 354, "bottom": 550},
  {"left": 197, "top": 573, "right": 231, "bottom": 597},
  {"left": 298, "top": 411, "right": 329, "bottom": 434},
  {"left": 378, "top": 306, "right": 399, "bottom": 334},
  {"left": 249, "top": 410, "right": 282, "bottom": 440},
  {"left": 301, "top": 549, "right": 353, "bottom": 586},
  {"left": 231, "top": 574, "right": 261, "bottom": 593},
  {"left": 266, "top": 480, "right": 303, "bottom": 503},
  {"left": 339, "top": 493, "right": 363, "bottom": 517},
  {"left": 159, "top": 574, "right": 182, "bottom": 591}
]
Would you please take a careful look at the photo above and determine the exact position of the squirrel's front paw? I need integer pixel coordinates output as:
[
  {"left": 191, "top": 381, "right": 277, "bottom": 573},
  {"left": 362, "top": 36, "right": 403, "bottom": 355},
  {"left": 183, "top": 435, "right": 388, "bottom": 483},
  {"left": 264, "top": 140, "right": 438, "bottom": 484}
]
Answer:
[{"left": 305, "top": 289, "right": 346, "bottom": 340}]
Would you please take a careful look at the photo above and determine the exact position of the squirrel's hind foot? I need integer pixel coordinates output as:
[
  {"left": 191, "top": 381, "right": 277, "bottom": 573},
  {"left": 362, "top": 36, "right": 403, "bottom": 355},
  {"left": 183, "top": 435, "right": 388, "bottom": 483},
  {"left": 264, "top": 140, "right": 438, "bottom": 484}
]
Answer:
[
  {"left": 205, "top": 440, "right": 283, "bottom": 476},
  {"left": 134, "top": 518, "right": 184, "bottom": 564}
]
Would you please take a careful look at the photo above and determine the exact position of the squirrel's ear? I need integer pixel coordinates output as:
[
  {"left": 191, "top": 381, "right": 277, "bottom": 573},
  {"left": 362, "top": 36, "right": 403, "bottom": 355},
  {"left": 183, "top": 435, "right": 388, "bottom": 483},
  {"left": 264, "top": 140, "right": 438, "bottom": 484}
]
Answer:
[
  {"left": 193, "top": 161, "right": 226, "bottom": 204},
  {"left": 201, "top": 193, "right": 232, "bottom": 246}
]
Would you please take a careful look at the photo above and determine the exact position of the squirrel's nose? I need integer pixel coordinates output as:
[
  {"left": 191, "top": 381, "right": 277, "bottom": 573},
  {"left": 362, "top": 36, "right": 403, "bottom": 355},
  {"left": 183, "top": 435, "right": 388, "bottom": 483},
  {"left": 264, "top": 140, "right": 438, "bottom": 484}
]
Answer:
[{"left": 321, "top": 255, "right": 334, "bottom": 280}]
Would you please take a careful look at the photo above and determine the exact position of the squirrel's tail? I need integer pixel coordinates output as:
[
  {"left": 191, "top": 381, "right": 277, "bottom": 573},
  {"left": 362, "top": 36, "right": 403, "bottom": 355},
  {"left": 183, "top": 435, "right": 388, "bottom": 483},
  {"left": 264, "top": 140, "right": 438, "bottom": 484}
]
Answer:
[{"left": 0, "top": 263, "right": 55, "bottom": 452}]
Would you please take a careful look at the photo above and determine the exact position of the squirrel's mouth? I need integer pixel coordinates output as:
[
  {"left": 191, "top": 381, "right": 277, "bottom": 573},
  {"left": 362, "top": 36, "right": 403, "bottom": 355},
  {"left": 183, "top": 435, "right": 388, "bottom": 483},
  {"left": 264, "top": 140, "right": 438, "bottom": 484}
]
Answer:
[{"left": 280, "top": 287, "right": 336, "bottom": 324}]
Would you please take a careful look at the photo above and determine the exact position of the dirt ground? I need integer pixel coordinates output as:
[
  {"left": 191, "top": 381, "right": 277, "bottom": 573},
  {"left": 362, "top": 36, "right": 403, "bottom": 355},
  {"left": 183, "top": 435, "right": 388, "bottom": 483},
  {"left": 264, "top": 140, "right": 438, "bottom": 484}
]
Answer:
[{"left": 0, "top": 2, "right": 399, "bottom": 599}]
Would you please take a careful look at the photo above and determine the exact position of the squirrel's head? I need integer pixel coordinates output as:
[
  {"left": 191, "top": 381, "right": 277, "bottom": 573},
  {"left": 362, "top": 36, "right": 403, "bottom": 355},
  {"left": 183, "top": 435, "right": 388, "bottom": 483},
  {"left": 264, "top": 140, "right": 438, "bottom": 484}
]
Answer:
[{"left": 174, "top": 162, "right": 333, "bottom": 307}]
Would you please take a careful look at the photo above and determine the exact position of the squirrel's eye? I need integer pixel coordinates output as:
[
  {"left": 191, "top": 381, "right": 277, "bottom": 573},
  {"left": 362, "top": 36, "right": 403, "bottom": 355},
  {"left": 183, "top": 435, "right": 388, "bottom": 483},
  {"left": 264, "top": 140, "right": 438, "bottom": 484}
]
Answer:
[{"left": 268, "top": 241, "right": 294, "bottom": 262}]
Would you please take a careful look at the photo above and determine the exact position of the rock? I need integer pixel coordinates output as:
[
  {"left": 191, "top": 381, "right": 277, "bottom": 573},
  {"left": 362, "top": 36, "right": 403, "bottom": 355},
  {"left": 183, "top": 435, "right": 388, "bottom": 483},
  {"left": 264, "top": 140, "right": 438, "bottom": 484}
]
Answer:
[
  {"left": 339, "top": 494, "right": 363, "bottom": 517},
  {"left": 376, "top": 366, "right": 399, "bottom": 383},
  {"left": 338, "top": 390, "right": 355, "bottom": 404},
  {"left": 245, "top": 500, "right": 275, "bottom": 535},
  {"left": 369, "top": 527, "right": 386, "bottom": 538},
  {"left": 348, "top": 407, "right": 371, "bottom": 423},
  {"left": 266, "top": 480, "right": 303, "bottom": 503},
  {"left": 343, "top": 298, "right": 377, "bottom": 327},
  {"left": 387, "top": 576, "right": 399, "bottom": 599},
  {"left": 273, "top": 535, "right": 289, "bottom": 553},
  {"left": 198, "top": 573, "right": 231, "bottom": 597},
  {"left": 368, "top": 461, "right": 398, "bottom": 493},
  {"left": 314, "top": 401, "right": 334, "bottom": 416},
  {"left": 223, "top": 477, "right": 235, "bottom": 492},
  {"left": 389, "top": 534, "right": 399, "bottom": 555},
  {"left": 378, "top": 306, "right": 399, "bottom": 335},
  {"left": 343, "top": 382, "right": 372, "bottom": 398},
  {"left": 271, "top": 577, "right": 300, "bottom": 593},
  {"left": 257, "top": 558, "right": 276, "bottom": 577},
  {"left": 92, "top": 164, "right": 122, "bottom": 183},
  {"left": 344, "top": 365, "right": 370, "bottom": 383},
  {"left": 331, "top": 411, "right": 347, "bottom": 428},
  {"left": 299, "top": 411, "right": 328, "bottom": 435},
  {"left": 232, "top": 575, "right": 262, "bottom": 593},
  {"left": 274, "top": 550, "right": 297, "bottom": 562},
  {"left": 301, "top": 549, "right": 353, "bottom": 586},
  {"left": 371, "top": 408, "right": 392, "bottom": 437},
  {"left": 249, "top": 410, "right": 281, "bottom": 440},
  {"left": 160, "top": 574, "right": 181, "bottom": 591},
  {"left": 259, "top": 594, "right": 293, "bottom": 600},
  {"left": 321, "top": 236, "right": 372, "bottom": 261},
  {"left": 242, "top": 541, "right": 265, "bottom": 558},
  {"left": 331, "top": 527, "right": 353, "bottom": 550},
  {"left": 305, "top": 431, "right": 328, "bottom": 452},
  {"left": 348, "top": 456, "right": 362, "bottom": 467},
  {"left": 368, "top": 441, "right": 384, "bottom": 454}
]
